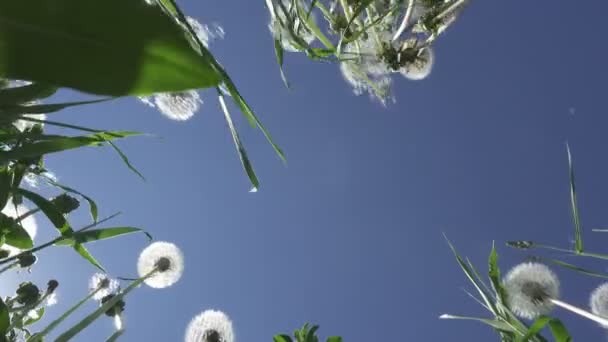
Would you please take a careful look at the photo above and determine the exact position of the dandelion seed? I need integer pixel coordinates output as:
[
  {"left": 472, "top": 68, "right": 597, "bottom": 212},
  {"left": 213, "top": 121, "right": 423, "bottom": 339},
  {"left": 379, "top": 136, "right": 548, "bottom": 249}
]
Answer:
[
  {"left": 45, "top": 292, "right": 58, "bottom": 307},
  {"left": 503, "top": 262, "right": 559, "bottom": 320},
  {"left": 591, "top": 283, "right": 608, "bottom": 327},
  {"left": 140, "top": 91, "right": 202, "bottom": 121},
  {"left": 137, "top": 241, "right": 184, "bottom": 288},
  {"left": 89, "top": 273, "right": 119, "bottom": 301},
  {"left": 400, "top": 47, "right": 434, "bottom": 80},
  {"left": 186, "top": 17, "right": 225, "bottom": 48},
  {"left": 185, "top": 310, "right": 234, "bottom": 342},
  {"left": 114, "top": 314, "right": 123, "bottom": 330}
]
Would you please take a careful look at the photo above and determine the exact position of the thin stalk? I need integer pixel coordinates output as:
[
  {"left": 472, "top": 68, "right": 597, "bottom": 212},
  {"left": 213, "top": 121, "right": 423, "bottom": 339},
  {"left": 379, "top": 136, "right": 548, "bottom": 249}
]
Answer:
[
  {"left": 392, "top": 0, "right": 415, "bottom": 41},
  {"left": 551, "top": 298, "right": 608, "bottom": 326},
  {"left": 28, "top": 288, "right": 102, "bottom": 342},
  {"left": 55, "top": 269, "right": 158, "bottom": 342},
  {"left": 0, "top": 261, "right": 17, "bottom": 274}
]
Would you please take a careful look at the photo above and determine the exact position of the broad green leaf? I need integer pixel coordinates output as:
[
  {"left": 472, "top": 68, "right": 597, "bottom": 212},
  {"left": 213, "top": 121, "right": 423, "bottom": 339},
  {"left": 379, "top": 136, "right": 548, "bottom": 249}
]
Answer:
[
  {"left": 517, "top": 316, "right": 571, "bottom": 342},
  {"left": 0, "top": 131, "right": 140, "bottom": 162},
  {"left": 0, "top": 83, "right": 57, "bottom": 106},
  {"left": 326, "top": 337, "right": 342, "bottom": 342},
  {"left": 274, "top": 335, "right": 293, "bottom": 342},
  {"left": 566, "top": 144, "right": 583, "bottom": 253},
  {"left": 73, "top": 242, "right": 104, "bottom": 272},
  {"left": 55, "top": 227, "right": 152, "bottom": 246},
  {"left": 0, "top": 295, "right": 9, "bottom": 337},
  {"left": 0, "top": 0, "right": 221, "bottom": 96},
  {"left": 1, "top": 215, "right": 33, "bottom": 249},
  {"left": 218, "top": 92, "right": 259, "bottom": 189},
  {"left": 305, "top": 325, "right": 319, "bottom": 342},
  {"left": 2, "top": 99, "right": 110, "bottom": 116}
]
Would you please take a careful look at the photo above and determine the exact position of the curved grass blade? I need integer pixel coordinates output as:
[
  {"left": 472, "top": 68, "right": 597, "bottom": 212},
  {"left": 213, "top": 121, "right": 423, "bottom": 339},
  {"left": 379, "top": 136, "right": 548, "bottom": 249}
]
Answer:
[
  {"left": 274, "top": 38, "right": 291, "bottom": 89},
  {"left": 540, "top": 257, "right": 608, "bottom": 279},
  {"left": 0, "top": 83, "right": 57, "bottom": 106},
  {"left": 218, "top": 91, "right": 259, "bottom": 189},
  {"left": 41, "top": 178, "right": 98, "bottom": 222},
  {"left": 274, "top": 335, "right": 293, "bottom": 342},
  {"left": 326, "top": 337, "right": 342, "bottom": 342},
  {"left": 0, "top": 131, "right": 140, "bottom": 162},
  {"left": 106, "top": 141, "right": 145, "bottom": 181}
]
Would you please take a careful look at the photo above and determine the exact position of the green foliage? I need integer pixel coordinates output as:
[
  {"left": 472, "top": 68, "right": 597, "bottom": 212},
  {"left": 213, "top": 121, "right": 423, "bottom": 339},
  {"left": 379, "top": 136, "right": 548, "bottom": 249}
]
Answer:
[
  {"left": 0, "top": 0, "right": 221, "bottom": 96},
  {"left": 274, "top": 323, "right": 342, "bottom": 342}
]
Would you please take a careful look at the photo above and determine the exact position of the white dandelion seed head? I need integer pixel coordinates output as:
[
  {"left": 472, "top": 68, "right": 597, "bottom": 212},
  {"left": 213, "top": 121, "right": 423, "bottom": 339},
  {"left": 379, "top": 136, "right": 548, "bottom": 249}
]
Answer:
[
  {"left": 400, "top": 47, "right": 434, "bottom": 80},
  {"left": 185, "top": 310, "right": 234, "bottom": 342},
  {"left": 590, "top": 283, "right": 608, "bottom": 326},
  {"left": 150, "top": 91, "right": 202, "bottom": 121},
  {"left": 137, "top": 241, "right": 184, "bottom": 289},
  {"left": 186, "top": 17, "right": 225, "bottom": 48},
  {"left": 89, "top": 273, "right": 119, "bottom": 300},
  {"left": 339, "top": 36, "right": 394, "bottom": 104},
  {"left": 503, "top": 262, "right": 560, "bottom": 320},
  {"left": 1, "top": 203, "right": 37, "bottom": 255}
]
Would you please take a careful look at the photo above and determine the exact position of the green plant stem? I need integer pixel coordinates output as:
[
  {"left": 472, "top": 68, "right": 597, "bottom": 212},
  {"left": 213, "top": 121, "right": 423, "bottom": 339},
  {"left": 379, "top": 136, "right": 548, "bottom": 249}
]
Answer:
[
  {"left": 28, "top": 288, "right": 102, "bottom": 342},
  {"left": 392, "top": 0, "right": 414, "bottom": 41},
  {"left": 0, "top": 261, "right": 17, "bottom": 274},
  {"left": 54, "top": 269, "right": 158, "bottom": 342}
]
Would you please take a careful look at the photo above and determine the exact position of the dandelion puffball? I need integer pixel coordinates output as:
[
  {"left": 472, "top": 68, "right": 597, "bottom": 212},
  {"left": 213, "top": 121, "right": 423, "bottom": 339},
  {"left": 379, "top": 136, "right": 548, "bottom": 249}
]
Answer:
[
  {"left": 185, "top": 310, "right": 234, "bottom": 342},
  {"left": 137, "top": 241, "right": 184, "bottom": 289},
  {"left": 400, "top": 47, "right": 434, "bottom": 81},
  {"left": 503, "top": 262, "right": 559, "bottom": 320},
  {"left": 154, "top": 91, "right": 202, "bottom": 121},
  {"left": 89, "top": 273, "right": 119, "bottom": 301},
  {"left": 590, "top": 283, "right": 608, "bottom": 326}
]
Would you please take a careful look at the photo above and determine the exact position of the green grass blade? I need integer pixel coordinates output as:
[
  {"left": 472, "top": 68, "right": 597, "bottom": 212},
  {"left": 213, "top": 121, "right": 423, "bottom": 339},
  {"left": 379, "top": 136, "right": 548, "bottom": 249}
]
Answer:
[
  {"left": 54, "top": 227, "right": 152, "bottom": 246},
  {"left": 55, "top": 276, "right": 147, "bottom": 342},
  {"left": 106, "top": 329, "right": 125, "bottom": 342},
  {"left": 439, "top": 314, "right": 516, "bottom": 332},
  {"left": 217, "top": 91, "right": 259, "bottom": 190},
  {"left": 0, "top": 83, "right": 57, "bottom": 106},
  {"left": 566, "top": 144, "right": 583, "bottom": 253}
]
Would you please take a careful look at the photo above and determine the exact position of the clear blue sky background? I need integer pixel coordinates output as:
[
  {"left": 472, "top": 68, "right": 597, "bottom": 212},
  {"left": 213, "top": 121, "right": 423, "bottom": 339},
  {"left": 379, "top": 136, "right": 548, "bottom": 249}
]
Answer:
[{"left": 4, "top": 0, "right": 608, "bottom": 341}]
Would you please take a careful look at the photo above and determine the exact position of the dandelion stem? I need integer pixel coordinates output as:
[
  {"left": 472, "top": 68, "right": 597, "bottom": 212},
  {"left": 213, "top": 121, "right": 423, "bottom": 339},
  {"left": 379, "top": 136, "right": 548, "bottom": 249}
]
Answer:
[
  {"left": 550, "top": 298, "right": 608, "bottom": 326},
  {"left": 0, "top": 261, "right": 17, "bottom": 274},
  {"left": 55, "top": 269, "right": 157, "bottom": 342},
  {"left": 392, "top": 0, "right": 414, "bottom": 41},
  {"left": 29, "top": 288, "right": 103, "bottom": 342}
]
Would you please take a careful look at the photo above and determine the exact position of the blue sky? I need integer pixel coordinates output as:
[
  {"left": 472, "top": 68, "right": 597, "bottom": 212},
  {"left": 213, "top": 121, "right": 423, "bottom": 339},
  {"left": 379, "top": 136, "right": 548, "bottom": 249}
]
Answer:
[{"left": 4, "top": 0, "right": 608, "bottom": 341}]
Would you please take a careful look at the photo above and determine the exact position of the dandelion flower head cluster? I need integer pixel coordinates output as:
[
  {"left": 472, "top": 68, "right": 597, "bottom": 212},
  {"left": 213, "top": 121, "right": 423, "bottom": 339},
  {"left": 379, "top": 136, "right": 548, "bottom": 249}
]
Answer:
[{"left": 503, "top": 262, "right": 559, "bottom": 320}]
